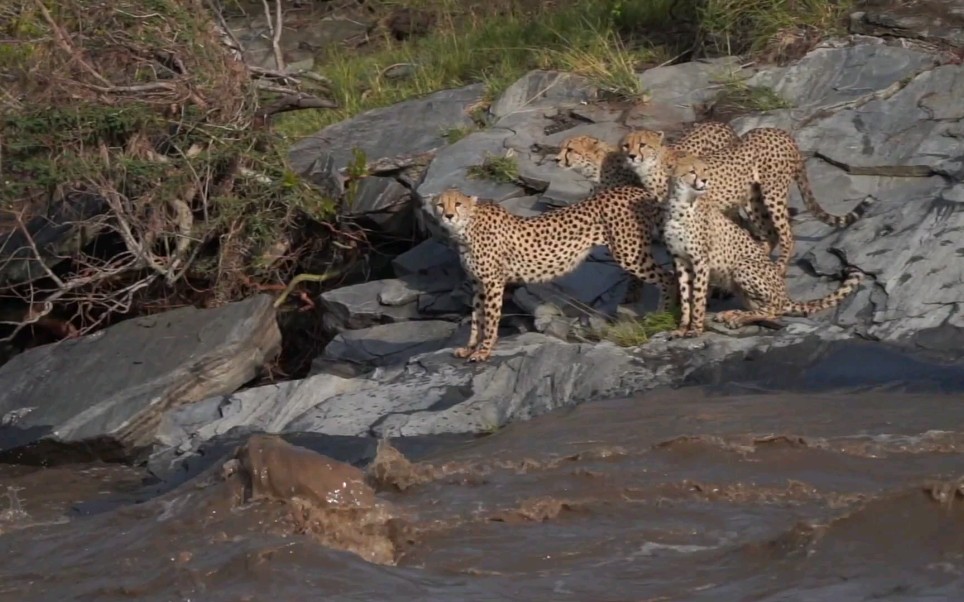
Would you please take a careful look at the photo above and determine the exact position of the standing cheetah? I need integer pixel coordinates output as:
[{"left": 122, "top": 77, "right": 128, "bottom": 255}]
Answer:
[
  {"left": 622, "top": 126, "right": 874, "bottom": 274},
  {"left": 433, "top": 187, "right": 674, "bottom": 362},
  {"left": 663, "top": 155, "right": 862, "bottom": 338},
  {"left": 556, "top": 121, "right": 739, "bottom": 198}
]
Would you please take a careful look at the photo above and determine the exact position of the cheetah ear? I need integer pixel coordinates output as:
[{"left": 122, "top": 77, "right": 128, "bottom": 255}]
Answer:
[{"left": 655, "top": 131, "right": 665, "bottom": 144}]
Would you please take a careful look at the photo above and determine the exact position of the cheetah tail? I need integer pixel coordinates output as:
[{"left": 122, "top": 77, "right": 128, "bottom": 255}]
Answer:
[
  {"left": 794, "top": 167, "right": 875, "bottom": 227},
  {"left": 784, "top": 268, "right": 862, "bottom": 317}
]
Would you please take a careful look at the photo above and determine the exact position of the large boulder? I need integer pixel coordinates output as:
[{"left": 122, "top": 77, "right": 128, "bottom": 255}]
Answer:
[
  {"left": 0, "top": 295, "right": 281, "bottom": 464},
  {"left": 288, "top": 85, "right": 486, "bottom": 234}
]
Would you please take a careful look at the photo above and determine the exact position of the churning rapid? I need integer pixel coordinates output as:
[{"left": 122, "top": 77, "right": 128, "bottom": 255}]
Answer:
[{"left": 1, "top": 387, "right": 963, "bottom": 601}]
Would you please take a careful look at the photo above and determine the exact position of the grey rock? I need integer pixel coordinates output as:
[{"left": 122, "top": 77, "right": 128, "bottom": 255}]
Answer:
[
  {"left": 319, "top": 274, "right": 462, "bottom": 332},
  {"left": 632, "top": 57, "right": 748, "bottom": 130},
  {"left": 342, "top": 177, "right": 412, "bottom": 233},
  {"left": 313, "top": 320, "right": 461, "bottom": 376},
  {"left": 0, "top": 295, "right": 281, "bottom": 463},
  {"left": 491, "top": 70, "right": 595, "bottom": 120},
  {"left": 289, "top": 85, "right": 486, "bottom": 229},
  {"left": 735, "top": 42, "right": 938, "bottom": 131},
  {"left": 0, "top": 191, "right": 108, "bottom": 287},
  {"left": 392, "top": 238, "right": 462, "bottom": 278},
  {"left": 289, "top": 84, "right": 485, "bottom": 173},
  {"left": 850, "top": 1, "right": 964, "bottom": 49},
  {"left": 416, "top": 129, "right": 522, "bottom": 201}
]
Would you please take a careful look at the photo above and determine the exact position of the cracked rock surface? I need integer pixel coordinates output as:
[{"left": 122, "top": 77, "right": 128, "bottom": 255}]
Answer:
[
  {"left": 6, "top": 36, "right": 964, "bottom": 473},
  {"left": 145, "top": 37, "right": 964, "bottom": 477}
]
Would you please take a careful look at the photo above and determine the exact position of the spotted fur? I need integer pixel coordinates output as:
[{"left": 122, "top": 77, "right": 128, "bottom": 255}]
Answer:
[
  {"left": 554, "top": 135, "right": 639, "bottom": 193},
  {"left": 623, "top": 126, "right": 874, "bottom": 274},
  {"left": 434, "top": 187, "right": 674, "bottom": 362},
  {"left": 557, "top": 121, "right": 739, "bottom": 197},
  {"left": 663, "top": 156, "right": 862, "bottom": 338},
  {"left": 618, "top": 121, "right": 740, "bottom": 199}
]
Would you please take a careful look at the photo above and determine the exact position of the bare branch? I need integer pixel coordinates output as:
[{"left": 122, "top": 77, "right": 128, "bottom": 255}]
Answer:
[
  {"left": 261, "top": 93, "right": 338, "bottom": 116},
  {"left": 261, "top": 0, "right": 285, "bottom": 72}
]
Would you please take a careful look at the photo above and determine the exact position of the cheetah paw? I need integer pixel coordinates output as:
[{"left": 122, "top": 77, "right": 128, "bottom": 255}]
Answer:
[
  {"left": 712, "top": 312, "right": 742, "bottom": 329},
  {"left": 453, "top": 347, "right": 475, "bottom": 358},
  {"left": 467, "top": 350, "right": 491, "bottom": 362},
  {"left": 667, "top": 328, "right": 692, "bottom": 340}
]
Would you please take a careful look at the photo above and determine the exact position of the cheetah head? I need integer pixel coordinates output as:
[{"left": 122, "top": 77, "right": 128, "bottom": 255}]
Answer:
[
  {"left": 620, "top": 129, "right": 665, "bottom": 175},
  {"left": 434, "top": 188, "right": 477, "bottom": 232},
  {"left": 554, "top": 135, "right": 612, "bottom": 179},
  {"left": 669, "top": 156, "right": 710, "bottom": 200}
]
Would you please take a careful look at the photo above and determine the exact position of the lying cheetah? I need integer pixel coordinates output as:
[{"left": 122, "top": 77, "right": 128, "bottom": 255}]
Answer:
[
  {"left": 434, "top": 187, "right": 673, "bottom": 362},
  {"left": 623, "top": 126, "right": 874, "bottom": 274},
  {"left": 556, "top": 121, "right": 739, "bottom": 197},
  {"left": 663, "top": 155, "right": 862, "bottom": 338}
]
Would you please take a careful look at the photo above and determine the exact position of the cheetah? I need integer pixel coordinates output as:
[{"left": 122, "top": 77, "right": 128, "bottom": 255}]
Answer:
[
  {"left": 622, "top": 126, "right": 874, "bottom": 275},
  {"left": 556, "top": 121, "right": 739, "bottom": 197},
  {"left": 554, "top": 136, "right": 638, "bottom": 194},
  {"left": 662, "top": 155, "right": 862, "bottom": 339},
  {"left": 433, "top": 187, "right": 674, "bottom": 362}
]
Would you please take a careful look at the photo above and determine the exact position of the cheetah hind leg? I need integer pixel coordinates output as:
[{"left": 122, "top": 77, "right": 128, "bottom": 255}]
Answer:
[
  {"left": 713, "top": 309, "right": 780, "bottom": 330},
  {"left": 713, "top": 258, "right": 783, "bottom": 330}
]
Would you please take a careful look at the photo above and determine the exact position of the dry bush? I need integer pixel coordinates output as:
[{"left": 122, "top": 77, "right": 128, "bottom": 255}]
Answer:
[{"left": 0, "top": 0, "right": 353, "bottom": 352}]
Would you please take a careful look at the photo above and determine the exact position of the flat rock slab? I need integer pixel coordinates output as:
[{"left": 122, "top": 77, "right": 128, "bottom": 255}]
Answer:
[
  {"left": 152, "top": 324, "right": 857, "bottom": 473},
  {"left": 736, "top": 42, "right": 938, "bottom": 130},
  {"left": 313, "top": 320, "right": 462, "bottom": 375},
  {"left": 0, "top": 295, "right": 281, "bottom": 464},
  {"left": 288, "top": 84, "right": 485, "bottom": 174},
  {"left": 319, "top": 274, "right": 465, "bottom": 332},
  {"left": 850, "top": 1, "right": 964, "bottom": 49}
]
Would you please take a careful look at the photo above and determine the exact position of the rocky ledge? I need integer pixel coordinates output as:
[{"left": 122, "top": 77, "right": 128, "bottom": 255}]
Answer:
[{"left": 2, "top": 33, "right": 964, "bottom": 478}]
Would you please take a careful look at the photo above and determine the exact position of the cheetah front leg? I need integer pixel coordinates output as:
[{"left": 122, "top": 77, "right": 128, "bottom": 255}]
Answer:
[
  {"left": 453, "top": 276, "right": 482, "bottom": 358},
  {"left": 467, "top": 279, "right": 506, "bottom": 363},
  {"left": 668, "top": 256, "right": 694, "bottom": 339},
  {"left": 685, "top": 260, "right": 711, "bottom": 337}
]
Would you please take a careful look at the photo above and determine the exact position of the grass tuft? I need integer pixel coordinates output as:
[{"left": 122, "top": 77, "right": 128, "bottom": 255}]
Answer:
[
  {"left": 467, "top": 153, "right": 519, "bottom": 183},
  {"left": 601, "top": 310, "right": 679, "bottom": 347},
  {"left": 718, "top": 78, "right": 793, "bottom": 112}
]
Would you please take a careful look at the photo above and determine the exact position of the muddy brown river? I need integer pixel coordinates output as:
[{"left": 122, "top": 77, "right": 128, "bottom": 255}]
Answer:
[{"left": 2, "top": 387, "right": 963, "bottom": 601}]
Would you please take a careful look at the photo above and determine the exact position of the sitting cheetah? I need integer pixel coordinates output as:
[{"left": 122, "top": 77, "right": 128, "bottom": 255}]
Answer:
[
  {"left": 622, "top": 126, "right": 874, "bottom": 274},
  {"left": 556, "top": 121, "right": 739, "bottom": 197},
  {"left": 433, "top": 187, "right": 674, "bottom": 362},
  {"left": 663, "top": 155, "right": 862, "bottom": 338}
]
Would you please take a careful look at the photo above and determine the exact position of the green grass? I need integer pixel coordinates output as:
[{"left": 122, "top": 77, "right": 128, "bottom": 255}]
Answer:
[
  {"left": 272, "top": 0, "right": 853, "bottom": 140},
  {"left": 717, "top": 78, "right": 793, "bottom": 112},
  {"left": 467, "top": 153, "right": 519, "bottom": 183},
  {"left": 699, "top": 0, "right": 852, "bottom": 55},
  {"left": 441, "top": 124, "right": 480, "bottom": 144},
  {"left": 601, "top": 310, "right": 679, "bottom": 347}
]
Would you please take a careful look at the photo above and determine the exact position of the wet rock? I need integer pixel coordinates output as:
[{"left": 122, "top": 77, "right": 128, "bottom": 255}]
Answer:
[
  {"left": 150, "top": 324, "right": 851, "bottom": 470},
  {"left": 850, "top": 0, "right": 964, "bottom": 49},
  {"left": 0, "top": 295, "right": 281, "bottom": 464}
]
